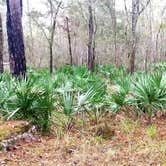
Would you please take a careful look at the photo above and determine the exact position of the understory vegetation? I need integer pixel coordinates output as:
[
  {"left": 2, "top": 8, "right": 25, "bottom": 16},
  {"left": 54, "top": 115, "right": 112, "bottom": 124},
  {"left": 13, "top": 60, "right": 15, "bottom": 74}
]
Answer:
[
  {"left": 1, "top": 0, "right": 166, "bottom": 164},
  {"left": 0, "top": 63, "right": 166, "bottom": 133}
]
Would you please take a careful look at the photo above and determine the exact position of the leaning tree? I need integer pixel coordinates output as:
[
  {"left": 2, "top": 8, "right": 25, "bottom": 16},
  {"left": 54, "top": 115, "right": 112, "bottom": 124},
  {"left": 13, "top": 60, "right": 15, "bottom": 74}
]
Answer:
[{"left": 6, "top": 0, "right": 26, "bottom": 77}]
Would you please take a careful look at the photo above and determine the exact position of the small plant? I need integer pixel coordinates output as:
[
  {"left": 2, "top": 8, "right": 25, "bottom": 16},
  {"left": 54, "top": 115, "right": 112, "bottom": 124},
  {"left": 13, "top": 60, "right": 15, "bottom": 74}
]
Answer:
[
  {"left": 107, "top": 76, "right": 130, "bottom": 113},
  {"left": 146, "top": 125, "right": 158, "bottom": 140},
  {"left": 120, "top": 118, "right": 139, "bottom": 151},
  {"left": 94, "top": 136, "right": 104, "bottom": 145},
  {"left": 120, "top": 119, "right": 137, "bottom": 135},
  {"left": 60, "top": 91, "right": 75, "bottom": 130}
]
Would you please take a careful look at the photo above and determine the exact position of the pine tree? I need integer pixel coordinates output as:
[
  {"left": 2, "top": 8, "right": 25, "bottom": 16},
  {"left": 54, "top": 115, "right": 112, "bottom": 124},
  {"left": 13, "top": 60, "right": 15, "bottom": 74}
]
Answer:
[{"left": 6, "top": 0, "right": 26, "bottom": 77}]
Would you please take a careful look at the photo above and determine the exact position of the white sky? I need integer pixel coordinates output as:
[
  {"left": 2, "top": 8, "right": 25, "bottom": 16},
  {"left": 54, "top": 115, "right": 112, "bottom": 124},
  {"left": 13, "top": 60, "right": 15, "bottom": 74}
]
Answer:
[
  {"left": 26, "top": 0, "right": 126, "bottom": 11},
  {"left": 25, "top": 0, "right": 166, "bottom": 18},
  {"left": 1, "top": 0, "right": 165, "bottom": 23}
]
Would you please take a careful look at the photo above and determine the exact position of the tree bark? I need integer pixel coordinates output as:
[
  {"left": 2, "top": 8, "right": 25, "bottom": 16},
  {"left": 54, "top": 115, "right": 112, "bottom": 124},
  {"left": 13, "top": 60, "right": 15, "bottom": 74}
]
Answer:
[
  {"left": 107, "top": 0, "right": 117, "bottom": 65},
  {"left": 0, "top": 13, "right": 4, "bottom": 73},
  {"left": 87, "top": 0, "right": 95, "bottom": 71},
  {"left": 66, "top": 17, "right": 73, "bottom": 65},
  {"left": 7, "top": 0, "right": 26, "bottom": 78},
  {"left": 128, "top": 0, "right": 138, "bottom": 74},
  {"left": 128, "top": 0, "right": 151, "bottom": 74},
  {"left": 49, "top": 44, "right": 53, "bottom": 73},
  {"left": 49, "top": 1, "right": 62, "bottom": 73}
]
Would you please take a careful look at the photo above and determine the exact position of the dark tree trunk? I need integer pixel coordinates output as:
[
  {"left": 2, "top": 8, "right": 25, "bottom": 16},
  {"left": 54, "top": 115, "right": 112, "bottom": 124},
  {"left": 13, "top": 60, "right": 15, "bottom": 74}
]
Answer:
[
  {"left": 6, "top": 0, "right": 26, "bottom": 78},
  {"left": 87, "top": 0, "right": 95, "bottom": 72},
  {"left": 0, "top": 13, "right": 4, "bottom": 73},
  {"left": 66, "top": 17, "right": 73, "bottom": 65}
]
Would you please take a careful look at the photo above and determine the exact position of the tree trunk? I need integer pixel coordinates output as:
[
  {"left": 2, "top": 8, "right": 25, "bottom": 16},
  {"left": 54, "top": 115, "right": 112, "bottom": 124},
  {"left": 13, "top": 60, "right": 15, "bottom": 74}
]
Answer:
[
  {"left": 107, "top": 0, "right": 117, "bottom": 65},
  {"left": 128, "top": 0, "right": 137, "bottom": 74},
  {"left": 88, "top": 0, "right": 95, "bottom": 71},
  {"left": 26, "top": 0, "right": 34, "bottom": 58},
  {"left": 49, "top": 44, "right": 53, "bottom": 73},
  {"left": 66, "top": 17, "right": 73, "bottom": 65},
  {"left": 49, "top": 1, "right": 62, "bottom": 73},
  {"left": 128, "top": 0, "right": 151, "bottom": 73},
  {"left": 0, "top": 13, "right": 4, "bottom": 73},
  {"left": 7, "top": 0, "right": 26, "bottom": 78},
  {"left": 145, "top": 50, "right": 148, "bottom": 73}
]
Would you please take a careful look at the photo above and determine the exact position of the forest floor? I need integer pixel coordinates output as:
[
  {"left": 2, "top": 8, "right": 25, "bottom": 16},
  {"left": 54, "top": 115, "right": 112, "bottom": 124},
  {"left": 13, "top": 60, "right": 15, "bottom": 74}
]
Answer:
[{"left": 0, "top": 113, "right": 166, "bottom": 166}]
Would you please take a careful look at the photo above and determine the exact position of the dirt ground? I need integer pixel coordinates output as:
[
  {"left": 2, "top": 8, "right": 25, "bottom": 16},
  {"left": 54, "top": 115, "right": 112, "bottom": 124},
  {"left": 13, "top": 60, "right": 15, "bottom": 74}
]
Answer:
[{"left": 0, "top": 114, "right": 166, "bottom": 166}]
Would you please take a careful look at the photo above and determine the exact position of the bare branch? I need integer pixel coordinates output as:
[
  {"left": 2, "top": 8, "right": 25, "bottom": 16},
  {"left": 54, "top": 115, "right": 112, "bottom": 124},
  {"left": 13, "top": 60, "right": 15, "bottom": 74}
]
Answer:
[
  {"left": 31, "top": 16, "right": 50, "bottom": 45},
  {"left": 138, "top": 0, "right": 151, "bottom": 15},
  {"left": 124, "top": 0, "right": 130, "bottom": 26},
  {"left": 50, "top": 1, "right": 62, "bottom": 46}
]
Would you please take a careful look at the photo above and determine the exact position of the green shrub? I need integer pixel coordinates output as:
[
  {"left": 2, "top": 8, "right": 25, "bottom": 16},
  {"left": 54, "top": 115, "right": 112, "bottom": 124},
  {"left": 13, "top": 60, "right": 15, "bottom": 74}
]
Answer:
[
  {"left": 97, "top": 65, "right": 127, "bottom": 81},
  {"left": 1, "top": 65, "right": 165, "bottom": 133},
  {"left": 1, "top": 75, "right": 54, "bottom": 133},
  {"left": 151, "top": 62, "right": 166, "bottom": 72},
  {"left": 106, "top": 76, "right": 131, "bottom": 113},
  {"left": 132, "top": 72, "right": 166, "bottom": 123}
]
